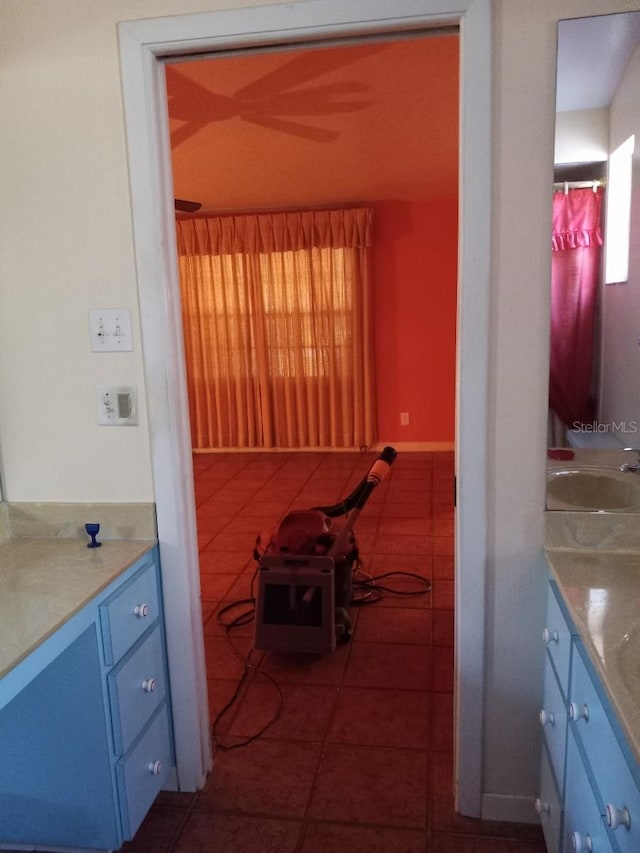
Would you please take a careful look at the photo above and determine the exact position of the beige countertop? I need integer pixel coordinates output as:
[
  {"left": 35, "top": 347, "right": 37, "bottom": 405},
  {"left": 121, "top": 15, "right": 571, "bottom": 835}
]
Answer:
[
  {"left": 546, "top": 546, "right": 640, "bottom": 765},
  {"left": 0, "top": 537, "right": 156, "bottom": 679}
]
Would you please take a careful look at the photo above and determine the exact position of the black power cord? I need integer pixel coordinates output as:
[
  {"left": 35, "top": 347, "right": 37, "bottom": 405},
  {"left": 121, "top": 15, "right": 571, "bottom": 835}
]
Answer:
[{"left": 210, "top": 562, "right": 431, "bottom": 751}]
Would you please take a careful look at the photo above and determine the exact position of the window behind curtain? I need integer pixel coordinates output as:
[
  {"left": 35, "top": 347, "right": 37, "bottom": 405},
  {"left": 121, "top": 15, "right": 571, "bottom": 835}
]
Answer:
[{"left": 176, "top": 208, "right": 376, "bottom": 449}]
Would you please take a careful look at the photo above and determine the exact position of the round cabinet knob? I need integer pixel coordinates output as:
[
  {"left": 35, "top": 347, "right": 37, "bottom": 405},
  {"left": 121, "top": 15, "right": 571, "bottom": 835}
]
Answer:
[
  {"left": 133, "top": 603, "right": 149, "bottom": 619},
  {"left": 542, "top": 627, "right": 559, "bottom": 646},
  {"left": 539, "top": 709, "right": 555, "bottom": 727},
  {"left": 605, "top": 804, "right": 631, "bottom": 830},
  {"left": 569, "top": 702, "right": 589, "bottom": 722},
  {"left": 148, "top": 760, "right": 162, "bottom": 776},
  {"left": 534, "top": 797, "right": 550, "bottom": 816},
  {"left": 571, "top": 831, "right": 593, "bottom": 852},
  {"left": 141, "top": 677, "right": 156, "bottom": 693}
]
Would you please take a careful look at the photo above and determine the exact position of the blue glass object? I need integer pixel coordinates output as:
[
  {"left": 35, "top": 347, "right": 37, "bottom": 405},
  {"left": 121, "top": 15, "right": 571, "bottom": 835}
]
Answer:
[{"left": 85, "top": 523, "right": 102, "bottom": 548}]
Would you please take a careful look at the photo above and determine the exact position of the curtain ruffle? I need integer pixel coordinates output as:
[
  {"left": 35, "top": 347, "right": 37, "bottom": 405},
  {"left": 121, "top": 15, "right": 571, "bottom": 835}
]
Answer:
[
  {"left": 177, "top": 207, "right": 372, "bottom": 256},
  {"left": 551, "top": 187, "right": 604, "bottom": 252},
  {"left": 551, "top": 228, "right": 603, "bottom": 252}
]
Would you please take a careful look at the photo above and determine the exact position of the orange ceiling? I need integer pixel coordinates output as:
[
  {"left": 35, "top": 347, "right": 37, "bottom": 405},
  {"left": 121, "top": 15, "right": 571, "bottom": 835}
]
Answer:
[{"left": 166, "top": 34, "right": 459, "bottom": 213}]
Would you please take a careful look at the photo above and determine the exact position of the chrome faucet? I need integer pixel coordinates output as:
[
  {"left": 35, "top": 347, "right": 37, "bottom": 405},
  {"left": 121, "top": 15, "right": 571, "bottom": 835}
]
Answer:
[{"left": 619, "top": 448, "right": 640, "bottom": 473}]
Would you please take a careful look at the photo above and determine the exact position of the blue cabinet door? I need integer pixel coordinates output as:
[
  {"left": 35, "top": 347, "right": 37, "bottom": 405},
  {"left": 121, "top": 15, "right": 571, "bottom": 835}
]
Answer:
[{"left": 0, "top": 625, "right": 120, "bottom": 849}]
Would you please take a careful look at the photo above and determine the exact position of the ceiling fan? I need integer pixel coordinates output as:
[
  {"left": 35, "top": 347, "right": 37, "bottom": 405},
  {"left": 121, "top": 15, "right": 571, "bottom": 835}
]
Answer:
[{"left": 165, "top": 43, "right": 388, "bottom": 148}]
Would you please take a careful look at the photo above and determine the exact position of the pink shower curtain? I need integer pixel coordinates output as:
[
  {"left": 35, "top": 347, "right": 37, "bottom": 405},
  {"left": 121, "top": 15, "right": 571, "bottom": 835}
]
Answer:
[{"left": 549, "top": 187, "right": 603, "bottom": 428}]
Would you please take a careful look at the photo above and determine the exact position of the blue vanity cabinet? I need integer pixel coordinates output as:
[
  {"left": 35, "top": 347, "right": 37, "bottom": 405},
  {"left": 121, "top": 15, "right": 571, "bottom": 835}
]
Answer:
[
  {"left": 538, "top": 579, "right": 640, "bottom": 853},
  {"left": 537, "top": 582, "right": 571, "bottom": 852},
  {"left": 0, "top": 545, "right": 175, "bottom": 851}
]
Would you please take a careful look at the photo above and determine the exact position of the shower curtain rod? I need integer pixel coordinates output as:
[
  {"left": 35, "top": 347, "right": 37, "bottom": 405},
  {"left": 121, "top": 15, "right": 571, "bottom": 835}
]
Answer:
[{"left": 552, "top": 178, "right": 606, "bottom": 193}]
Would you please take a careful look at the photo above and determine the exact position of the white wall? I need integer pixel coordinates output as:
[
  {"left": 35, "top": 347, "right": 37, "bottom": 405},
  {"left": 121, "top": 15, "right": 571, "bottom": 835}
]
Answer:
[
  {"left": 1, "top": 0, "right": 640, "bottom": 820},
  {"left": 484, "top": 0, "right": 640, "bottom": 817},
  {"left": 555, "top": 108, "right": 609, "bottom": 164},
  {"left": 600, "top": 42, "right": 640, "bottom": 436}
]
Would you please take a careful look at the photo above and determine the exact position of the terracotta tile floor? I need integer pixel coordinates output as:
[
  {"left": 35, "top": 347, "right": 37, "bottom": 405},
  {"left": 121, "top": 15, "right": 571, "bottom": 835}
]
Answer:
[{"left": 124, "top": 451, "right": 546, "bottom": 853}]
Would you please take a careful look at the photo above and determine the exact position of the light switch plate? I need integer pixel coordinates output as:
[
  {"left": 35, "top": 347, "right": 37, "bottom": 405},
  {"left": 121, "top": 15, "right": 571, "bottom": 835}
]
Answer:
[
  {"left": 96, "top": 386, "right": 138, "bottom": 426},
  {"left": 89, "top": 308, "right": 133, "bottom": 352}
]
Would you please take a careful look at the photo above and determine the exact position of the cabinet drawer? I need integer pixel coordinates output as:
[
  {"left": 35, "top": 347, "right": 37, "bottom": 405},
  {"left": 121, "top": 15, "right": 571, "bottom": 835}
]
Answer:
[
  {"left": 544, "top": 585, "right": 572, "bottom": 692},
  {"left": 541, "top": 649, "right": 568, "bottom": 792},
  {"left": 117, "top": 704, "right": 172, "bottom": 840},
  {"left": 563, "top": 728, "right": 613, "bottom": 853},
  {"left": 538, "top": 743, "right": 563, "bottom": 853},
  {"left": 108, "top": 625, "right": 166, "bottom": 756},
  {"left": 100, "top": 561, "right": 159, "bottom": 665},
  {"left": 569, "top": 643, "right": 640, "bottom": 852}
]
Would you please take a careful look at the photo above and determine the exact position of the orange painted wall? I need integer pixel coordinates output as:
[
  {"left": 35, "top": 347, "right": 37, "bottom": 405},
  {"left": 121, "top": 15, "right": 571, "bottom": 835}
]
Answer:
[{"left": 371, "top": 198, "right": 458, "bottom": 444}]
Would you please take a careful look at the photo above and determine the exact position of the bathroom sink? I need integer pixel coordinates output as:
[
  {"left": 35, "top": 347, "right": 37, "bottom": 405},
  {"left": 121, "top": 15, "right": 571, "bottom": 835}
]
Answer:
[{"left": 546, "top": 467, "right": 640, "bottom": 512}]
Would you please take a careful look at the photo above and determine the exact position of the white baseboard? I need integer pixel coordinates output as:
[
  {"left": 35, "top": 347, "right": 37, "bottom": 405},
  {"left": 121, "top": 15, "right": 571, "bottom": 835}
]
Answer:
[
  {"left": 481, "top": 792, "right": 539, "bottom": 825},
  {"left": 373, "top": 441, "right": 455, "bottom": 452},
  {"left": 194, "top": 442, "right": 455, "bottom": 454}
]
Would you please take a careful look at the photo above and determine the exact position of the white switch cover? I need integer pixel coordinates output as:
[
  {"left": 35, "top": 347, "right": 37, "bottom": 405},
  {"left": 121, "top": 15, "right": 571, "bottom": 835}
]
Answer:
[
  {"left": 89, "top": 308, "right": 133, "bottom": 351},
  {"left": 96, "top": 386, "right": 138, "bottom": 426}
]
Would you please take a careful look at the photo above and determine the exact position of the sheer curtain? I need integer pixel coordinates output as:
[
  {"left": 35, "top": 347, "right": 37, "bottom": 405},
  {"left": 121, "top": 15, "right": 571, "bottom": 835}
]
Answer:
[
  {"left": 176, "top": 208, "right": 376, "bottom": 449},
  {"left": 549, "top": 187, "right": 604, "bottom": 428}
]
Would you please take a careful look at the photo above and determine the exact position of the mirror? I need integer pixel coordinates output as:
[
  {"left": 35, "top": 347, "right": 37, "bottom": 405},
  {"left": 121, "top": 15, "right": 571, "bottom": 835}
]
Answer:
[{"left": 547, "top": 11, "right": 640, "bottom": 510}]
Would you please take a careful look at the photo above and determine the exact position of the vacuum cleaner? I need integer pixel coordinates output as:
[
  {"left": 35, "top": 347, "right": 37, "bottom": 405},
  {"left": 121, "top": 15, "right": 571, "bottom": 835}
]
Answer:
[{"left": 252, "top": 446, "right": 397, "bottom": 655}]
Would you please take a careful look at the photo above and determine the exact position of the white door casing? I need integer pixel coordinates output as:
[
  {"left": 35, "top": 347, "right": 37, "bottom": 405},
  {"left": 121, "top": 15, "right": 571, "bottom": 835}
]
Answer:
[{"left": 117, "top": 0, "right": 491, "bottom": 814}]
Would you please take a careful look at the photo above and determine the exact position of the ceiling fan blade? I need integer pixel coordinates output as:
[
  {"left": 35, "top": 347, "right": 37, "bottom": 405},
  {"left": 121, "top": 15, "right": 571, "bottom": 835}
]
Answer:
[
  {"left": 170, "top": 122, "right": 205, "bottom": 149},
  {"left": 241, "top": 113, "right": 339, "bottom": 142},
  {"left": 234, "top": 43, "right": 390, "bottom": 100},
  {"left": 244, "top": 84, "right": 372, "bottom": 117},
  {"left": 174, "top": 199, "right": 202, "bottom": 213}
]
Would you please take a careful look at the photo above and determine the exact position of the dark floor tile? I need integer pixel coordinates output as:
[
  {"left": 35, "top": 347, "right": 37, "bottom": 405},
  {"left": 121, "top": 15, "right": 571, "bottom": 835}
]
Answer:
[
  {"left": 229, "top": 681, "right": 338, "bottom": 742},
  {"left": 195, "top": 738, "right": 322, "bottom": 818},
  {"left": 432, "top": 610, "right": 455, "bottom": 647},
  {"left": 307, "top": 743, "right": 428, "bottom": 827},
  {"left": 432, "top": 646, "right": 455, "bottom": 692},
  {"left": 374, "top": 533, "right": 432, "bottom": 556},
  {"left": 173, "top": 811, "right": 302, "bottom": 852},
  {"left": 203, "top": 635, "right": 261, "bottom": 680},
  {"left": 432, "top": 579, "right": 455, "bottom": 610},
  {"left": 301, "top": 821, "right": 427, "bottom": 852},
  {"left": 343, "top": 641, "right": 431, "bottom": 691},
  {"left": 432, "top": 692, "right": 454, "bottom": 752},
  {"left": 328, "top": 686, "right": 430, "bottom": 750},
  {"left": 259, "top": 642, "right": 352, "bottom": 686},
  {"left": 430, "top": 833, "right": 546, "bottom": 852},
  {"left": 354, "top": 606, "right": 430, "bottom": 645},
  {"left": 119, "top": 804, "right": 187, "bottom": 851},
  {"left": 208, "top": 677, "right": 246, "bottom": 732}
]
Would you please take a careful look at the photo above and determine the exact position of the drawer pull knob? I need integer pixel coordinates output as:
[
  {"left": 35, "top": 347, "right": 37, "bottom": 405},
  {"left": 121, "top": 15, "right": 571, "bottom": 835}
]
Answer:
[
  {"left": 542, "top": 627, "right": 559, "bottom": 646},
  {"left": 571, "top": 831, "right": 593, "bottom": 852},
  {"left": 534, "top": 797, "right": 550, "bottom": 816},
  {"left": 148, "top": 760, "right": 162, "bottom": 776},
  {"left": 539, "top": 710, "right": 555, "bottom": 727},
  {"left": 606, "top": 804, "right": 631, "bottom": 830},
  {"left": 141, "top": 678, "right": 157, "bottom": 693},
  {"left": 133, "top": 603, "right": 149, "bottom": 619},
  {"left": 569, "top": 702, "right": 589, "bottom": 722}
]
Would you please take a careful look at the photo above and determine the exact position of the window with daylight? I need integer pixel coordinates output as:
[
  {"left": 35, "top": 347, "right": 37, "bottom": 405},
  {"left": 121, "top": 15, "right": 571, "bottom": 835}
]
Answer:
[
  {"left": 605, "top": 135, "right": 635, "bottom": 284},
  {"left": 176, "top": 208, "right": 376, "bottom": 449}
]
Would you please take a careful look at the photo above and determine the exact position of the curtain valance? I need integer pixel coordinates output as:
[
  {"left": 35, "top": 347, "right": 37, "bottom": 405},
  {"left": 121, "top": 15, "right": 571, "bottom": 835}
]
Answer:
[
  {"left": 551, "top": 187, "right": 604, "bottom": 252},
  {"left": 176, "top": 207, "right": 372, "bottom": 256}
]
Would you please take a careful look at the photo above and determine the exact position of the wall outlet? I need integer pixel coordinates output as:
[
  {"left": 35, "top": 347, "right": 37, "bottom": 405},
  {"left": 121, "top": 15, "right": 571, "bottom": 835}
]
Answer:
[{"left": 400, "top": 412, "right": 410, "bottom": 426}]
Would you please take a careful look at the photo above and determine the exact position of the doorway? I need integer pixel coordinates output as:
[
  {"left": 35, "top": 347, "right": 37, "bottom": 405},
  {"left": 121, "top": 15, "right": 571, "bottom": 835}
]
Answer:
[{"left": 117, "top": 0, "right": 490, "bottom": 816}]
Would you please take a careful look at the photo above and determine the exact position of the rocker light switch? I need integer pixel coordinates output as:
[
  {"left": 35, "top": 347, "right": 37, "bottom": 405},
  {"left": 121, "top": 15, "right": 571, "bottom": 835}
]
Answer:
[{"left": 96, "top": 386, "right": 138, "bottom": 426}]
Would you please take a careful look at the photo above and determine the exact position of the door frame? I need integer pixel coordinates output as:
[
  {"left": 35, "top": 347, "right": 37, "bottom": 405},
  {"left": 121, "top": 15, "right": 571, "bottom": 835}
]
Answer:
[{"left": 118, "top": 0, "right": 491, "bottom": 814}]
